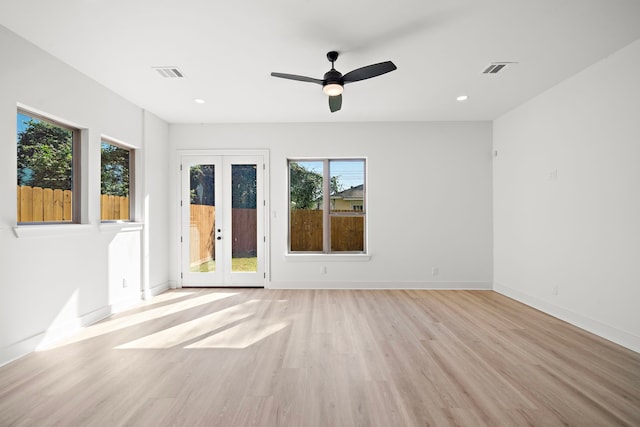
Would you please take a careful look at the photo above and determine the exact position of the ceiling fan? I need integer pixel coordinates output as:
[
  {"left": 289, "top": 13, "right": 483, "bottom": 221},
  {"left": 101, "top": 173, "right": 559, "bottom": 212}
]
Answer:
[{"left": 271, "top": 51, "right": 397, "bottom": 113}]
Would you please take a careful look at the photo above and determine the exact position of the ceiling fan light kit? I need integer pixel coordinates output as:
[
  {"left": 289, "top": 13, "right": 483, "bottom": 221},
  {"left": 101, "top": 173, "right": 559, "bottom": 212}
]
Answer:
[
  {"left": 322, "top": 83, "right": 343, "bottom": 96},
  {"left": 271, "top": 51, "right": 396, "bottom": 113}
]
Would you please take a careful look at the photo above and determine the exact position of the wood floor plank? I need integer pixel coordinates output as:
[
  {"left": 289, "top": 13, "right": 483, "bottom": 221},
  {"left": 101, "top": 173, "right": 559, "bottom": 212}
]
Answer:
[{"left": 1, "top": 288, "right": 638, "bottom": 426}]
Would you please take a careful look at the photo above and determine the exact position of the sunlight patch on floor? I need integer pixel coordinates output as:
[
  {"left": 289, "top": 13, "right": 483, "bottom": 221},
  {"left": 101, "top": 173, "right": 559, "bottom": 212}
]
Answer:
[
  {"left": 42, "top": 291, "right": 237, "bottom": 349},
  {"left": 185, "top": 320, "right": 290, "bottom": 349},
  {"left": 115, "top": 299, "right": 263, "bottom": 349}
]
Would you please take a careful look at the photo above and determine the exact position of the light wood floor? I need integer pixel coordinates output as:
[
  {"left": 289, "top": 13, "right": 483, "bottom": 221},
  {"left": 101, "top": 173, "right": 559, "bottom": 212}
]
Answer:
[{"left": 1, "top": 289, "right": 639, "bottom": 426}]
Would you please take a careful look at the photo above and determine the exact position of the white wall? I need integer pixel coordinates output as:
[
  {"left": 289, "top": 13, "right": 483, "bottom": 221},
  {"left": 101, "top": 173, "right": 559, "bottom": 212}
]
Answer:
[
  {"left": 0, "top": 26, "right": 170, "bottom": 366},
  {"left": 169, "top": 121, "right": 493, "bottom": 289},
  {"left": 494, "top": 39, "right": 640, "bottom": 352},
  {"left": 143, "top": 111, "right": 171, "bottom": 296}
]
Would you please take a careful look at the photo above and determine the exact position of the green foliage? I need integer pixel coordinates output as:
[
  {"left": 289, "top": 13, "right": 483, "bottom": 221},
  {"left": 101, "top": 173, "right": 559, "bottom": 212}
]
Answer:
[
  {"left": 231, "top": 165, "right": 257, "bottom": 209},
  {"left": 101, "top": 143, "right": 130, "bottom": 196},
  {"left": 330, "top": 176, "right": 343, "bottom": 195},
  {"left": 17, "top": 119, "right": 72, "bottom": 190},
  {"left": 190, "top": 164, "right": 215, "bottom": 206},
  {"left": 289, "top": 162, "right": 323, "bottom": 209},
  {"left": 189, "top": 164, "right": 258, "bottom": 208}
]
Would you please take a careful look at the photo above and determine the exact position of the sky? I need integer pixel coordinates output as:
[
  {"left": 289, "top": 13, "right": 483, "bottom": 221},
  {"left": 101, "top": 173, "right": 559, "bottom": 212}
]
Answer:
[
  {"left": 296, "top": 160, "right": 364, "bottom": 190},
  {"left": 17, "top": 112, "right": 36, "bottom": 134}
]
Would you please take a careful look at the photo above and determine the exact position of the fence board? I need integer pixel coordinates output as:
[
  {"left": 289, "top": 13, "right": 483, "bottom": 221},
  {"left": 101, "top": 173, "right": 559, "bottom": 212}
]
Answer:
[
  {"left": 32, "top": 187, "right": 43, "bottom": 221},
  {"left": 113, "top": 195, "right": 121, "bottom": 219},
  {"left": 20, "top": 186, "right": 33, "bottom": 222},
  {"left": 53, "top": 189, "right": 63, "bottom": 221},
  {"left": 63, "top": 190, "right": 72, "bottom": 220},
  {"left": 120, "top": 197, "right": 129, "bottom": 220},
  {"left": 16, "top": 186, "right": 21, "bottom": 222},
  {"left": 100, "top": 194, "right": 108, "bottom": 220},
  {"left": 43, "top": 188, "right": 54, "bottom": 221}
]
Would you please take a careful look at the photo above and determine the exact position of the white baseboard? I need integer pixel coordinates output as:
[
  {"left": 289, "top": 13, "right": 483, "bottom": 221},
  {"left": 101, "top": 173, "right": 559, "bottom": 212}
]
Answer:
[
  {"left": 149, "top": 281, "right": 170, "bottom": 296},
  {"left": 1, "top": 305, "right": 112, "bottom": 367},
  {"left": 0, "top": 332, "right": 44, "bottom": 368},
  {"left": 270, "top": 281, "right": 492, "bottom": 290},
  {"left": 494, "top": 282, "right": 640, "bottom": 354}
]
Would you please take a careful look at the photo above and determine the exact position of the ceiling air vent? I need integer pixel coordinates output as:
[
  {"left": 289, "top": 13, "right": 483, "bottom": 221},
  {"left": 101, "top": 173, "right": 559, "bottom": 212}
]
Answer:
[
  {"left": 153, "top": 67, "right": 185, "bottom": 78},
  {"left": 482, "top": 62, "right": 517, "bottom": 74}
]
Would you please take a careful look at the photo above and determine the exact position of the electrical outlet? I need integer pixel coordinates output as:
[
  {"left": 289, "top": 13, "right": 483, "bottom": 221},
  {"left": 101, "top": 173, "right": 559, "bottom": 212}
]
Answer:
[
  {"left": 321, "top": 266, "right": 327, "bottom": 275},
  {"left": 552, "top": 285, "right": 558, "bottom": 296},
  {"left": 123, "top": 278, "right": 129, "bottom": 288},
  {"left": 432, "top": 267, "right": 438, "bottom": 276}
]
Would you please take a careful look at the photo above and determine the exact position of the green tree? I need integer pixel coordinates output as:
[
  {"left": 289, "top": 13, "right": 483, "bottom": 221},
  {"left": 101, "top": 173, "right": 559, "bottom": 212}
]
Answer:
[
  {"left": 231, "top": 165, "right": 257, "bottom": 209},
  {"left": 289, "top": 162, "right": 323, "bottom": 209},
  {"left": 330, "top": 176, "right": 343, "bottom": 195},
  {"left": 101, "top": 143, "right": 130, "bottom": 196},
  {"left": 17, "top": 119, "right": 72, "bottom": 190},
  {"left": 190, "top": 164, "right": 215, "bottom": 206}
]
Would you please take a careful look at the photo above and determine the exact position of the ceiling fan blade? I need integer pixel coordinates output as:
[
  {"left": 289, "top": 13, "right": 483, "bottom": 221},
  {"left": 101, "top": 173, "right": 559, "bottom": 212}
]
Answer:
[
  {"left": 329, "top": 94, "right": 342, "bottom": 113},
  {"left": 342, "top": 61, "right": 397, "bottom": 83},
  {"left": 270, "top": 72, "right": 323, "bottom": 85}
]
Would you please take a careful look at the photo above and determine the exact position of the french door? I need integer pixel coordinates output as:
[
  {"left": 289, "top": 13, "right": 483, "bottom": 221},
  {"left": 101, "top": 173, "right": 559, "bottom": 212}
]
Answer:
[{"left": 181, "top": 154, "right": 265, "bottom": 287}]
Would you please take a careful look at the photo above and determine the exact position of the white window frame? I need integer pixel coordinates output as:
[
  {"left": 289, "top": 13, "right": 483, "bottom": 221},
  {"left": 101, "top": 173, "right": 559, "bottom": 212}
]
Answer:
[
  {"left": 100, "top": 138, "right": 135, "bottom": 222},
  {"left": 288, "top": 158, "right": 367, "bottom": 255}
]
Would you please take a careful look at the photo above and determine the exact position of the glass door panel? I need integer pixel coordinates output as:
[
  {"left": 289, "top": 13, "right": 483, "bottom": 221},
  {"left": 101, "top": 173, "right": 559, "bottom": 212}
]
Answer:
[
  {"left": 182, "top": 156, "right": 223, "bottom": 285},
  {"left": 231, "top": 164, "right": 257, "bottom": 273},
  {"left": 189, "top": 164, "right": 216, "bottom": 272}
]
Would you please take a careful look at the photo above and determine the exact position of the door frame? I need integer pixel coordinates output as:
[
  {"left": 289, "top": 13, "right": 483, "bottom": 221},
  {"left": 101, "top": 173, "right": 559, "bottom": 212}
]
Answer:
[{"left": 175, "top": 149, "right": 270, "bottom": 288}]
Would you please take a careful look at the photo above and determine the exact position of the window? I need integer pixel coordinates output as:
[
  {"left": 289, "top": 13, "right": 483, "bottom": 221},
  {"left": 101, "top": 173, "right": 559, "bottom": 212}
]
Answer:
[
  {"left": 288, "top": 159, "right": 366, "bottom": 253},
  {"left": 16, "top": 110, "right": 80, "bottom": 223},
  {"left": 101, "top": 140, "right": 133, "bottom": 221}
]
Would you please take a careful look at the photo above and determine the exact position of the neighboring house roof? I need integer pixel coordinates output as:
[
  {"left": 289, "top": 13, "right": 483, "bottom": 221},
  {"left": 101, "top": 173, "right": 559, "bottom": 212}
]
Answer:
[{"left": 332, "top": 184, "right": 364, "bottom": 201}]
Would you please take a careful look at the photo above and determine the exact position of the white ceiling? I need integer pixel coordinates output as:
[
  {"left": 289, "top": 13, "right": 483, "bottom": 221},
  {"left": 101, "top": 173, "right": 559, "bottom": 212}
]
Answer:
[{"left": 1, "top": 0, "right": 639, "bottom": 123}]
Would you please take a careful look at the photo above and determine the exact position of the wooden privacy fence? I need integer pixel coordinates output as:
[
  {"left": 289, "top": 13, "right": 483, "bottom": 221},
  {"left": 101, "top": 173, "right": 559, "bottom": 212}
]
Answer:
[
  {"left": 232, "top": 208, "right": 258, "bottom": 257},
  {"left": 17, "top": 185, "right": 129, "bottom": 222},
  {"left": 190, "top": 204, "right": 215, "bottom": 267},
  {"left": 290, "top": 209, "right": 364, "bottom": 252},
  {"left": 100, "top": 194, "right": 130, "bottom": 220},
  {"left": 290, "top": 209, "right": 323, "bottom": 251},
  {"left": 189, "top": 205, "right": 258, "bottom": 267},
  {"left": 17, "top": 185, "right": 72, "bottom": 222}
]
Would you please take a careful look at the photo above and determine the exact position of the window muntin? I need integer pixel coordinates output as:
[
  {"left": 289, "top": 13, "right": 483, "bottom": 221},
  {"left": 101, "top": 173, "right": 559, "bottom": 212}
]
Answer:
[
  {"left": 17, "top": 110, "right": 80, "bottom": 224},
  {"left": 101, "top": 140, "right": 133, "bottom": 221},
  {"left": 289, "top": 159, "right": 366, "bottom": 254}
]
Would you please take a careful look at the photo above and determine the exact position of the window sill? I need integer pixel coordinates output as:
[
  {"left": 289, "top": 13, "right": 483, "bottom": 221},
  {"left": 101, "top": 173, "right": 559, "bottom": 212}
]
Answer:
[
  {"left": 99, "top": 222, "right": 143, "bottom": 233},
  {"left": 285, "top": 254, "right": 371, "bottom": 262},
  {"left": 13, "top": 224, "right": 95, "bottom": 238}
]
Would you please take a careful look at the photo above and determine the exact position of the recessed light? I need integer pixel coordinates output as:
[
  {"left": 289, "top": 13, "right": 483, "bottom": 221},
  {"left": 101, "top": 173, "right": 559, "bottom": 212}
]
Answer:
[
  {"left": 194, "top": 98, "right": 206, "bottom": 104},
  {"left": 456, "top": 95, "right": 469, "bottom": 101}
]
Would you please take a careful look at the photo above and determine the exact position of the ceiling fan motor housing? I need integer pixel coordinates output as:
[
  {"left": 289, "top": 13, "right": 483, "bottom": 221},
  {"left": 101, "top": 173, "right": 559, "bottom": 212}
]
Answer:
[{"left": 323, "top": 69, "right": 343, "bottom": 87}]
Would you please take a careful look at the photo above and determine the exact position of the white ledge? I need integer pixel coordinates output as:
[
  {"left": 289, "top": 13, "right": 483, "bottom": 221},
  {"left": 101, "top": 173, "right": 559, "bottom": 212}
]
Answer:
[
  {"left": 99, "top": 222, "right": 144, "bottom": 233},
  {"left": 285, "top": 254, "right": 371, "bottom": 262},
  {"left": 13, "top": 224, "right": 95, "bottom": 238}
]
